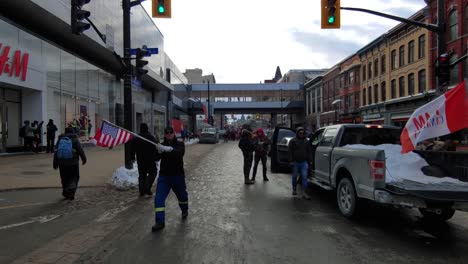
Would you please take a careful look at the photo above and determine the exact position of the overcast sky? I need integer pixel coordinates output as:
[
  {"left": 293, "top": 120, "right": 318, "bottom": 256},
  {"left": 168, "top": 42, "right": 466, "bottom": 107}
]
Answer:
[{"left": 141, "top": 0, "right": 427, "bottom": 83}]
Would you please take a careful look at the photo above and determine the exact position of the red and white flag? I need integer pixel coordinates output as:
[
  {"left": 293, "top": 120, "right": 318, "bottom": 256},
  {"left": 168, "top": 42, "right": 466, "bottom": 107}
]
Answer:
[
  {"left": 92, "top": 120, "right": 133, "bottom": 148},
  {"left": 401, "top": 81, "right": 468, "bottom": 153}
]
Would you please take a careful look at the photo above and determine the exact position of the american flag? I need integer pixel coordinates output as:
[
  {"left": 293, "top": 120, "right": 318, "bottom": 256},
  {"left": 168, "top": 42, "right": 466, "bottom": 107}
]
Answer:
[{"left": 93, "top": 121, "right": 133, "bottom": 147}]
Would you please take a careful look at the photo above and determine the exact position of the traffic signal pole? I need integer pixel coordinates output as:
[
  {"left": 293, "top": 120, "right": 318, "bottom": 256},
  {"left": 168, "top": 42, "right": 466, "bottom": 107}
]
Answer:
[
  {"left": 122, "top": 0, "right": 144, "bottom": 169},
  {"left": 437, "top": 0, "right": 446, "bottom": 56},
  {"left": 123, "top": 0, "right": 133, "bottom": 169}
]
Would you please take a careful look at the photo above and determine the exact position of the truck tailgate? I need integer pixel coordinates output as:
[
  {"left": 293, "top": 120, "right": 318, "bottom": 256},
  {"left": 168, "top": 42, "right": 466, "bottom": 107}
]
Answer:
[{"left": 386, "top": 180, "right": 468, "bottom": 202}]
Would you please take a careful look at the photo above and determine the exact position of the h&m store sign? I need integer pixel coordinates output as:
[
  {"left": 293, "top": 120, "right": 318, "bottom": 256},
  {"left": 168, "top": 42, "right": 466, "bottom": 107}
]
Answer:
[{"left": 0, "top": 42, "right": 29, "bottom": 81}]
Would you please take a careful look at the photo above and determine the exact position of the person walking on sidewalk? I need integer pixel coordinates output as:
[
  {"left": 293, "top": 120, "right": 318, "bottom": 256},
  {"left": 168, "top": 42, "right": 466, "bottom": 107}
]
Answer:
[
  {"left": 53, "top": 127, "right": 87, "bottom": 200},
  {"left": 131, "top": 123, "right": 161, "bottom": 198},
  {"left": 288, "top": 127, "right": 311, "bottom": 199},
  {"left": 238, "top": 127, "right": 255, "bottom": 185},
  {"left": 152, "top": 127, "right": 188, "bottom": 232},
  {"left": 251, "top": 128, "right": 270, "bottom": 182},
  {"left": 46, "top": 119, "right": 58, "bottom": 153}
]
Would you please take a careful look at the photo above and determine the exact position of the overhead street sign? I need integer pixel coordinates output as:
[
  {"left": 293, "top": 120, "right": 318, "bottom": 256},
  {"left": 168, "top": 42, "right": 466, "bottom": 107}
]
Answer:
[{"left": 130, "top": 47, "right": 158, "bottom": 56}]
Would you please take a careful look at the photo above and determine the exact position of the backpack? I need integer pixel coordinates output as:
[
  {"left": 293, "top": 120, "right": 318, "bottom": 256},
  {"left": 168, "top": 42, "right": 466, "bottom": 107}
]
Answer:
[
  {"left": 56, "top": 137, "right": 74, "bottom": 159},
  {"left": 19, "top": 126, "right": 25, "bottom": 138}
]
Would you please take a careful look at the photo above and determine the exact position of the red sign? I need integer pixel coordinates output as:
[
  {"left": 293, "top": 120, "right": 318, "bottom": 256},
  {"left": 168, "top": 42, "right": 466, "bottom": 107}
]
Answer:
[{"left": 0, "top": 43, "right": 29, "bottom": 81}]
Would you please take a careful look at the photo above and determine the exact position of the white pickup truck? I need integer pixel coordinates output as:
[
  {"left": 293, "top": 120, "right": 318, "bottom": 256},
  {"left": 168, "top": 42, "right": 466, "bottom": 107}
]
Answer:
[{"left": 300, "top": 124, "right": 468, "bottom": 222}]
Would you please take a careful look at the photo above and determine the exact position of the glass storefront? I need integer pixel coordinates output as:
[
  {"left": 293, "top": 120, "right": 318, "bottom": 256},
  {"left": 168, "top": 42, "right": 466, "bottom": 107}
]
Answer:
[{"left": 0, "top": 18, "right": 169, "bottom": 150}]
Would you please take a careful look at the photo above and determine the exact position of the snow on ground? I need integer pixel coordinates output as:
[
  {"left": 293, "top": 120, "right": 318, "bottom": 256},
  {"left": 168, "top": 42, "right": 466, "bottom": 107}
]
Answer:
[
  {"left": 184, "top": 138, "right": 199, "bottom": 145},
  {"left": 343, "top": 144, "right": 468, "bottom": 185}
]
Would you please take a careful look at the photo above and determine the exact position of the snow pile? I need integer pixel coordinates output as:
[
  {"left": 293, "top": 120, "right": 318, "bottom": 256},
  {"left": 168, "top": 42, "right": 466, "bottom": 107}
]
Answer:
[
  {"left": 111, "top": 161, "right": 161, "bottom": 189},
  {"left": 185, "top": 138, "right": 199, "bottom": 145},
  {"left": 343, "top": 144, "right": 467, "bottom": 185},
  {"left": 111, "top": 162, "right": 139, "bottom": 189}
]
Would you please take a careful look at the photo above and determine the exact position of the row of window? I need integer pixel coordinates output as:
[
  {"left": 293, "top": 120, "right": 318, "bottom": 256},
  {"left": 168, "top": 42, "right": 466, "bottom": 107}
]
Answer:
[
  {"left": 362, "top": 70, "right": 426, "bottom": 105},
  {"left": 362, "top": 35, "right": 426, "bottom": 82}
]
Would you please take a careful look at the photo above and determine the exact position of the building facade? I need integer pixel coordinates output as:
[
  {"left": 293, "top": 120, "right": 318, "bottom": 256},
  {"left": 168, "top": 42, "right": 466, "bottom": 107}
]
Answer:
[
  {"left": 304, "top": 76, "right": 323, "bottom": 133},
  {"left": 321, "top": 66, "right": 341, "bottom": 126},
  {"left": 0, "top": 0, "right": 187, "bottom": 152},
  {"left": 427, "top": 0, "right": 468, "bottom": 89},
  {"left": 358, "top": 10, "right": 432, "bottom": 126},
  {"left": 338, "top": 55, "right": 361, "bottom": 124}
]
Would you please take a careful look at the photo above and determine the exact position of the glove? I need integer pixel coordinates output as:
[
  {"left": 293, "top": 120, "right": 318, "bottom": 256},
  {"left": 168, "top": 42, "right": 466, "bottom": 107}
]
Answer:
[{"left": 156, "top": 143, "right": 173, "bottom": 153}]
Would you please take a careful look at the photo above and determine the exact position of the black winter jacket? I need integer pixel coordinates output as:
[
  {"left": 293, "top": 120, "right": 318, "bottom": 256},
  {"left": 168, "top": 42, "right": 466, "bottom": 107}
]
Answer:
[
  {"left": 159, "top": 139, "right": 185, "bottom": 177},
  {"left": 131, "top": 132, "right": 160, "bottom": 167},
  {"left": 238, "top": 130, "right": 255, "bottom": 153}
]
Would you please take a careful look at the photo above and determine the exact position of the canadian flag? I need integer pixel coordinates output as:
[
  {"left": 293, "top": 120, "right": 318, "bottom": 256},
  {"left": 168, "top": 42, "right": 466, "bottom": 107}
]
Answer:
[{"left": 401, "top": 81, "right": 468, "bottom": 153}]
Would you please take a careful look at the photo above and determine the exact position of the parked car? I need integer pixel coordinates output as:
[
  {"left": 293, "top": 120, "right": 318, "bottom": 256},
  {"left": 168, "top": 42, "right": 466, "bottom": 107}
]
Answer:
[
  {"left": 199, "top": 127, "right": 219, "bottom": 144},
  {"left": 272, "top": 124, "right": 468, "bottom": 222},
  {"left": 218, "top": 129, "right": 228, "bottom": 142},
  {"left": 270, "top": 126, "right": 297, "bottom": 172}
]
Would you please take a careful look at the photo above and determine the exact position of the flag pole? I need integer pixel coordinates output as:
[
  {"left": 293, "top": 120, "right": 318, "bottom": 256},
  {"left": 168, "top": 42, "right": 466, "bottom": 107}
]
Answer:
[{"left": 101, "top": 119, "right": 159, "bottom": 147}]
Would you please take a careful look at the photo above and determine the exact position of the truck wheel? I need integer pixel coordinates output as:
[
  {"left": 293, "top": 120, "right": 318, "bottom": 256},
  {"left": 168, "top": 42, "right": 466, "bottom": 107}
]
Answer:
[
  {"left": 337, "top": 177, "right": 359, "bottom": 218},
  {"left": 419, "top": 208, "right": 455, "bottom": 222}
]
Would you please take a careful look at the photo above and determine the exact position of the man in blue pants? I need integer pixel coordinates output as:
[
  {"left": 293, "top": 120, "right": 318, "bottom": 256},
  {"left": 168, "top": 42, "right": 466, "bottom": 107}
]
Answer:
[
  {"left": 152, "top": 127, "right": 188, "bottom": 232},
  {"left": 288, "top": 127, "right": 311, "bottom": 199}
]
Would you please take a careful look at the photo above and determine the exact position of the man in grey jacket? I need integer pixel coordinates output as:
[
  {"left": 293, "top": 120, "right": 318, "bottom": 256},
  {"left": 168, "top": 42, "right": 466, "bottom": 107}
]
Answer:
[{"left": 288, "top": 127, "right": 311, "bottom": 199}]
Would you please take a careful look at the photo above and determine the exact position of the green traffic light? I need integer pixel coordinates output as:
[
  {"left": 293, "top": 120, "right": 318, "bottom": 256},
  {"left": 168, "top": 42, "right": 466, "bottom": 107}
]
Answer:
[
  {"left": 328, "top": 16, "right": 335, "bottom": 24},
  {"left": 158, "top": 4, "right": 165, "bottom": 14}
]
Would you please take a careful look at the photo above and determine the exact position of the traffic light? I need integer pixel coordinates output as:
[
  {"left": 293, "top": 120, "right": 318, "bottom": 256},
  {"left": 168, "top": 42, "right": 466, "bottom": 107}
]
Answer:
[
  {"left": 321, "top": 0, "right": 341, "bottom": 29},
  {"left": 135, "top": 48, "right": 149, "bottom": 79},
  {"left": 436, "top": 53, "right": 450, "bottom": 92},
  {"left": 71, "top": 0, "right": 91, "bottom": 35},
  {"left": 152, "top": 0, "right": 172, "bottom": 18}
]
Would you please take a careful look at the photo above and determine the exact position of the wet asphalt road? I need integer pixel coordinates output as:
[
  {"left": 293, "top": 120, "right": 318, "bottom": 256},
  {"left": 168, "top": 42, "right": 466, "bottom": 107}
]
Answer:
[
  {"left": 2, "top": 141, "right": 468, "bottom": 263},
  {"left": 82, "top": 141, "right": 468, "bottom": 264}
]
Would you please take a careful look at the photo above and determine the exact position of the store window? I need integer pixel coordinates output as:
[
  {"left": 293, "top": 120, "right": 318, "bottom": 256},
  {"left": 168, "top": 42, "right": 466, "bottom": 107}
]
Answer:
[
  {"left": 399, "top": 45, "right": 405, "bottom": 67},
  {"left": 368, "top": 86, "right": 372, "bottom": 104},
  {"left": 381, "top": 82, "right": 386, "bottom": 101},
  {"left": 450, "top": 55, "right": 458, "bottom": 85},
  {"left": 399, "top": 76, "right": 405, "bottom": 97},
  {"left": 408, "top": 40, "right": 415, "bottom": 63},
  {"left": 391, "top": 79, "right": 396, "bottom": 99},
  {"left": 418, "top": 70, "right": 426, "bottom": 93},
  {"left": 418, "top": 35, "right": 426, "bottom": 59},
  {"left": 374, "top": 85, "right": 378, "bottom": 103},
  {"left": 449, "top": 10, "right": 458, "bottom": 41},
  {"left": 362, "top": 88, "right": 366, "bottom": 106},
  {"left": 408, "top": 73, "right": 415, "bottom": 95}
]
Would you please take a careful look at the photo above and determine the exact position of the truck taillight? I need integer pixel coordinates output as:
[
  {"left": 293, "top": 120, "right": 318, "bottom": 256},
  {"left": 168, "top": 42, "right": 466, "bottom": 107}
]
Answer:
[{"left": 370, "top": 160, "right": 385, "bottom": 181}]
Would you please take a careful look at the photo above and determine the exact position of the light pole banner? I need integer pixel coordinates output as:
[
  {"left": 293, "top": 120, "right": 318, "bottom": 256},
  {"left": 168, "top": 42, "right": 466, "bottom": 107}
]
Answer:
[{"left": 400, "top": 81, "right": 468, "bottom": 153}]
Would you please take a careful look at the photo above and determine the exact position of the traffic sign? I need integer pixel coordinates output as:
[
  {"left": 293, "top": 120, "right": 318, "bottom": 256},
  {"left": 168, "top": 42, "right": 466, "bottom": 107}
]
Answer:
[{"left": 130, "top": 48, "right": 158, "bottom": 56}]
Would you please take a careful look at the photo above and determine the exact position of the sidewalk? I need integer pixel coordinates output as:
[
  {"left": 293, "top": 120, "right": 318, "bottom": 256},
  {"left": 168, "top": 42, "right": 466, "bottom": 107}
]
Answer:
[
  {"left": 0, "top": 145, "right": 126, "bottom": 191},
  {"left": 0, "top": 139, "right": 199, "bottom": 191}
]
